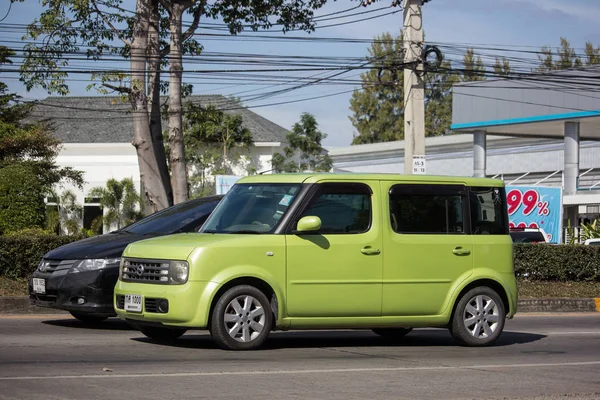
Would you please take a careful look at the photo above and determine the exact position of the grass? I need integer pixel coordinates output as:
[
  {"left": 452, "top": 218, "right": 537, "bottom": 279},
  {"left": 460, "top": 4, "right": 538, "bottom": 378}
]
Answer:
[{"left": 1, "top": 276, "right": 598, "bottom": 298}]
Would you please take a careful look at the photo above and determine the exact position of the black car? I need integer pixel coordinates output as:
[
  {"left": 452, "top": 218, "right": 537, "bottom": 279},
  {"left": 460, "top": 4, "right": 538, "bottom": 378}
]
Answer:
[{"left": 29, "top": 195, "right": 222, "bottom": 322}]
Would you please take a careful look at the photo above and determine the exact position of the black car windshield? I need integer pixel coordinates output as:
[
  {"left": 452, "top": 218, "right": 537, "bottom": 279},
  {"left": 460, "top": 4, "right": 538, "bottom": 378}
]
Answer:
[
  {"left": 200, "top": 183, "right": 302, "bottom": 234},
  {"left": 121, "top": 197, "right": 221, "bottom": 235}
]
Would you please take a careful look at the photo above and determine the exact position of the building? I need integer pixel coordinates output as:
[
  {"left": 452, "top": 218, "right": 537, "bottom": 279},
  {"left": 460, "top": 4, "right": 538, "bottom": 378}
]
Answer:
[{"left": 31, "top": 95, "right": 290, "bottom": 232}]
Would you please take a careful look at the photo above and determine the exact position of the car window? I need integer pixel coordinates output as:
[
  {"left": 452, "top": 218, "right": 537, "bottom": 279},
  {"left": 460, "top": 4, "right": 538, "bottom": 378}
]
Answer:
[
  {"left": 509, "top": 231, "right": 545, "bottom": 243},
  {"left": 122, "top": 198, "right": 220, "bottom": 235},
  {"left": 588, "top": 241, "right": 600, "bottom": 246},
  {"left": 389, "top": 184, "right": 465, "bottom": 234},
  {"left": 299, "top": 183, "right": 372, "bottom": 234},
  {"left": 470, "top": 187, "right": 508, "bottom": 235}
]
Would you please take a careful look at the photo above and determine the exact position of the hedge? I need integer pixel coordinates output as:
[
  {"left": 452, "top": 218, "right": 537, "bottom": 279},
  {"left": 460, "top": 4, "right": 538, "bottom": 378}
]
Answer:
[
  {"left": 0, "top": 164, "right": 46, "bottom": 235},
  {"left": 0, "top": 234, "right": 599, "bottom": 282},
  {"left": 514, "top": 243, "right": 600, "bottom": 282},
  {"left": 0, "top": 231, "right": 84, "bottom": 279}
]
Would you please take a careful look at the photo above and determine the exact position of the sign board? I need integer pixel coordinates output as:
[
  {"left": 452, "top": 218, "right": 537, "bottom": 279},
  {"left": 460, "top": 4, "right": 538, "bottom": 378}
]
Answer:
[
  {"left": 412, "top": 155, "right": 426, "bottom": 174},
  {"left": 506, "top": 185, "right": 563, "bottom": 243},
  {"left": 215, "top": 175, "right": 243, "bottom": 195}
]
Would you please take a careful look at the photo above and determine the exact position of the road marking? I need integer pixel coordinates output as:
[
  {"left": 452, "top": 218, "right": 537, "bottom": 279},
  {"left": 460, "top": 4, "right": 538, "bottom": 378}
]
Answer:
[
  {"left": 1, "top": 361, "right": 600, "bottom": 381},
  {"left": 595, "top": 298, "right": 600, "bottom": 312}
]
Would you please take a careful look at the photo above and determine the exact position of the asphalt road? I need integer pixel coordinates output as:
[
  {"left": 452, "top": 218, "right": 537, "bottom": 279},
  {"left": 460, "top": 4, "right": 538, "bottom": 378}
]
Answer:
[{"left": 0, "top": 313, "right": 599, "bottom": 400}]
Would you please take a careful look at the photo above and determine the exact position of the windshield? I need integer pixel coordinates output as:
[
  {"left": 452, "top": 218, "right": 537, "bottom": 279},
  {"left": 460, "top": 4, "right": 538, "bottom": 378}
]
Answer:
[
  {"left": 122, "top": 197, "right": 221, "bottom": 235},
  {"left": 201, "top": 183, "right": 302, "bottom": 234}
]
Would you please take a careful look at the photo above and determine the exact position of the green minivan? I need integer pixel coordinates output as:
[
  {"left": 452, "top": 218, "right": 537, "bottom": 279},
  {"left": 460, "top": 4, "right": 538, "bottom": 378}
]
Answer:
[{"left": 114, "top": 173, "right": 517, "bottom": 350}]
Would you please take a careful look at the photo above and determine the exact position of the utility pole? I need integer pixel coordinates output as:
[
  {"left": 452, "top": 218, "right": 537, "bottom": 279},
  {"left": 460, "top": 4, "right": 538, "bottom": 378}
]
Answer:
[{"left": 402, "top": 0, "right": 426, "bottom": 174}]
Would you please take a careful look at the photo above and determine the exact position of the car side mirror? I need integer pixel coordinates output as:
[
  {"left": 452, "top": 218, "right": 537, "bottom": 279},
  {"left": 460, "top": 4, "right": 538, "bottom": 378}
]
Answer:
[{"left": 295, "top": 216, "right": 321, "bottom": 234}]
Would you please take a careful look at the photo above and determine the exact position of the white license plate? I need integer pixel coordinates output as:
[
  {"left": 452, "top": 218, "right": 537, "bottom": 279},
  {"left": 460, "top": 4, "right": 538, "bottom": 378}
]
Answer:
[
  {"left": 33, "top": 278, "right": 45, "bottom": 294},
  {"left": 124, "top": 294, "right": 143, "bottom": 312}
]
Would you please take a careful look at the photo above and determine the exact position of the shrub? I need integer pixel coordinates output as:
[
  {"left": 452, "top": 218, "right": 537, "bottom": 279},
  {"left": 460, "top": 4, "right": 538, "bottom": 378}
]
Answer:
[
  {"left": 514, "top": 243, "right": 600, "bottom": 282},
  {"left": 0, "top": 231, "right": 84, "bottom": 279},
  {"left": 0, "top": 164, "right": 46, "bottom": 234}
]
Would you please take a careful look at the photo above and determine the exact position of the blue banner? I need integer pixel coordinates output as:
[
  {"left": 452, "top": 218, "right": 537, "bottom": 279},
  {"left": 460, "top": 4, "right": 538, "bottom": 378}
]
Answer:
[{"left": 506, "top": 185, "right": 563, "bottom": 243}]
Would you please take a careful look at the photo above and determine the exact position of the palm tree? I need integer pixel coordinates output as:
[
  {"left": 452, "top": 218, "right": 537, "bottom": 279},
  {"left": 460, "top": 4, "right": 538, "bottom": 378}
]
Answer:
[
  {"left": 89, "top": 178, "right": 143, "bottom": 231},
  {"left": 45, "top": 189, "right": 82, "bottom": 235}
]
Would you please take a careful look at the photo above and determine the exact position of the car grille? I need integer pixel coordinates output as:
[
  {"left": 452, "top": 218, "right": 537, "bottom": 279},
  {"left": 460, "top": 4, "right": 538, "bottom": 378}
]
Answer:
[
  {"left": 121, "top": 259, "right": 169, "bottom": 284},
  {"left": 41, "top": 260, "right": 76, "bottom": 273}
]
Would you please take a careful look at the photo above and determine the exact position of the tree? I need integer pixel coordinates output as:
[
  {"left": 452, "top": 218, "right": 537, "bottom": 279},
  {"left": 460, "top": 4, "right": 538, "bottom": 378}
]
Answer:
[
  {"left": 461, "top": 48, "right": 486, "bottom": 81},
  {"left": 493, "top": 57, "right": 512, "bottom": 76},
  {"left": 349, "top": 32, "right": 405, "bottom": 144},
  {"left": 89, "top": 178, "right": 143, "bottom": 231},
  {"left": 425, "top": 60, "right": 458, "bottom": 137},
  {"left": 271, "top": 113, "right": 332, "bottom": 173},
  {"left": 0, "top": 46, "right": 83, "bottom": 234},
  {"left": 535, "top": 37, "right": 600, "bottom": 72},
  {"left": 17, "top": 0, "right": 331, "bottom": 209},
  {"left": 45, "top": 189, "right": 83, "bottom": 235},
  {"left": 178, "top": 103, "right": 253, "bottom": 197}
]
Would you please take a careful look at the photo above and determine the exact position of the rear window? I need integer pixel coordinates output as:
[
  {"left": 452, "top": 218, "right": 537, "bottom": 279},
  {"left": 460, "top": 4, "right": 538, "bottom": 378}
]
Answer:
[{"left": 469, "top": 187, "right": 508, "bottom": 235}]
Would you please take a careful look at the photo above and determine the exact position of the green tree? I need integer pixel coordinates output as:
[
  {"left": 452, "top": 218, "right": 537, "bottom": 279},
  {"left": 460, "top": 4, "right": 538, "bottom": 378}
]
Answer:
[
  {"left": 89, "top": 178, "right": 142, "bottom": 231},
  {"left": 0, "top": 46, "right": 83, "bottom": 233},
  {"left": 179, "top": 103, "right": 253, "bottom": 197},
  {"left": 349, "top": 32, "right": 405, "bottom": 144},
  {"left": 461, "top": 48, "right": 486, "bottom": 81},
  {"left": 271, "top": 113, "right": 332, "bottom": 173},
  {"left": 45, "top": 189, "right": 83, "bottom": 235},
  {"left": 17, "top": 0, "right": 331, "bottom": 209},
  {"left": 584, "top": 42, "right": 600, "bottom": 65},
  {"left": 493, "top": 57, "right": 512, "bottom": 76},
  {"left": 535, "top": 37, "right": 600, "bottom": 71},
  {"left": 425, "top": 60, "right": 459, "bottom": 137}
]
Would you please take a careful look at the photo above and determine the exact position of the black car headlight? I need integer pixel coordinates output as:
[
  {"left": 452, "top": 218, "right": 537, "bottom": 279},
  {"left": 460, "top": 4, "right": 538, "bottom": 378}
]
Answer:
[{"left": 69, "top": 258, "right": 121, "bottom": 274}]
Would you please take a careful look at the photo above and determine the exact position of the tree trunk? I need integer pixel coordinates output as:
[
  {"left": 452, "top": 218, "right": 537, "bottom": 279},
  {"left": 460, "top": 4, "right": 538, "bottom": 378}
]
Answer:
[
  {"left": 147, "top": 0, "right": 173, "bottom": 209},
  {"left": 167, "top": 3, "right": 189, "bottom": 204},
  {"left": 130, "top": 0, "right": 169, "bottom": 213}
]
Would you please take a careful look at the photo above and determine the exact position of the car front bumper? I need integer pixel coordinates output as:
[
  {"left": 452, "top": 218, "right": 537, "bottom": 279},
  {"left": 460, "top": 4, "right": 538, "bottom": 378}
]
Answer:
[{"left": 29, "top": 267, "right": 119, "bottom": 316}]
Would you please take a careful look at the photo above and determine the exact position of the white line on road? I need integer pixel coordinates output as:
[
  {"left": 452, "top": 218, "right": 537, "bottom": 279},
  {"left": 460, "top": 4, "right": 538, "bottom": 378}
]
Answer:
[{"left": 1, "top": 361, "right": 599, "bottom": 381}]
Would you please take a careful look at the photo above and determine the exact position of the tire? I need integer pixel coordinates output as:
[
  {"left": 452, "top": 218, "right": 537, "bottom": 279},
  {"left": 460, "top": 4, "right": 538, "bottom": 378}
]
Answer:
[
  {"left": 138, "top": 326, "right": 187, "bottom": 342},
  {"left": 69, "top": 312, "right": 109, "bottom": 323},
  {"left": 372, "top": 328, "right": 413, "bottom": 339},
  {"left": 450, "top": 286, "right": 506, "bottom": 347},
  {"left": 210, "top": 285, "right": 273, "bottom": 350}
]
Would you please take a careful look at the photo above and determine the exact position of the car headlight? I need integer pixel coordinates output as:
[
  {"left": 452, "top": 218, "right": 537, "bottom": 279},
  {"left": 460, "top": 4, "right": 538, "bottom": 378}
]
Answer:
[
  {"left": 170, "top": 261, "right": 189, "bottom": 284},
  {"left": 69, "top": 258, "right": 121, "bottom": 274}
]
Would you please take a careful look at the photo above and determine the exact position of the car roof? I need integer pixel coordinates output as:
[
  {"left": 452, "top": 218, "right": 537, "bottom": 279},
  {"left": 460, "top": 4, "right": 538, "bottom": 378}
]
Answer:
[{"left": 237, "top": 173, "right": 504, "bottom": 187}]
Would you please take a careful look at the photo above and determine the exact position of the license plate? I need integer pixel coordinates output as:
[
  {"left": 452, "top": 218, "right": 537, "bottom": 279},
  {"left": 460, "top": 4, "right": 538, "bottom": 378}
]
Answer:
[
  {"left": 124, "top": 294, "right": 143, "bottom": 312},
  {"left": 33, "top": 278, "right": 45, "bottom": 294}
]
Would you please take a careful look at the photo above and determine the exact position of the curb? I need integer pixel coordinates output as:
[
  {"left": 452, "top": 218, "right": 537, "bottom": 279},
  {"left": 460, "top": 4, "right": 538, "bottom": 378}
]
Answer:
[{"left": 1, "top": 296, "right": 599, "bottom": 315}]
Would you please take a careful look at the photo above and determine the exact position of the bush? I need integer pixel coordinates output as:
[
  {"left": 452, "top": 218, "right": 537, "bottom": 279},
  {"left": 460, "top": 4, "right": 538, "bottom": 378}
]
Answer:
[
  {"left": 0, "top": 164, "right": 46, "bottom": 234},
  {"left": 514, "top": 243, "right": 600, "bottom": 282},
  {"left": 0, "top": 231, "right": 84, "bottom": 279}
]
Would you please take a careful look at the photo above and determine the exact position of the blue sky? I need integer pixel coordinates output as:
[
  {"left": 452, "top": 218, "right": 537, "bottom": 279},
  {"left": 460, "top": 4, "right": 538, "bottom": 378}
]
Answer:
[{"left": 2, "top": 0, "right": 600, "bottom": 147}]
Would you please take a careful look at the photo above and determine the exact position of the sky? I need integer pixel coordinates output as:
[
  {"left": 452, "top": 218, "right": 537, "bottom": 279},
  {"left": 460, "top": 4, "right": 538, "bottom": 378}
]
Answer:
[{"left": 2, "top": 0, "right": 600, "bottom": 147}]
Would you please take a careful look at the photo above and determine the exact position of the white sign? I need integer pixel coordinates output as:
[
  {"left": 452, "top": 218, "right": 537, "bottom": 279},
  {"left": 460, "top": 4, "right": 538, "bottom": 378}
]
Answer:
[
  {"left": 412, "top": 155, "right": 426, "bottom": 174},
  {"left": 215, "top": 175, "right": 243, "bottom": 195}
]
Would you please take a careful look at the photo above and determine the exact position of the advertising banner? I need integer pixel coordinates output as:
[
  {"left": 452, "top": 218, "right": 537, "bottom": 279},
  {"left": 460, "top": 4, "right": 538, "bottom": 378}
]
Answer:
[{"left": 506, "top": 185, "right": 563, "bottom": 243}]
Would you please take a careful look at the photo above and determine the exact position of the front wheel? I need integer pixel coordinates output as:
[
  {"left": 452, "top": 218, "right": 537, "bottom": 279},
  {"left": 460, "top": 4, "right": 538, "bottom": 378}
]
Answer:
[
  {"left": 210, "top": 285, "right": 273, "bottom": 350},
  {"left": 138, "top": 326, "right": 187, "bottom": 342},
  {"left": 450, "top": 287, "right": 506, "bottom": 347}
]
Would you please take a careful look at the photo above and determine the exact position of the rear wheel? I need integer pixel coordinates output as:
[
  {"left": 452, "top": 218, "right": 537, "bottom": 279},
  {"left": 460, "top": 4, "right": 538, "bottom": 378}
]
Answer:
[
  {"left": 69, "top": 312, "right": 108, "bottom": 323},
  {"left": 372, "top": 328, "right": 413, "bottom": 339},
  {"left": 450, "top": 287, "right": 505, "bottom": 347},
  {"left": 210, "top": 285, "right": 273, "bottom": 350},
  {"left": 138, "top": 326, "right": 187, "bottom": 342}
]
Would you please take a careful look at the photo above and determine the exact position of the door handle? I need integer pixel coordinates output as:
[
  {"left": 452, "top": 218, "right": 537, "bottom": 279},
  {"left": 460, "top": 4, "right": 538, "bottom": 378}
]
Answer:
[
  {"left": 361, "top": 246, "right": 381, "bottom": 255},
  {"left": 452, "top": 246, "right": 471, "bottom": 256}
]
